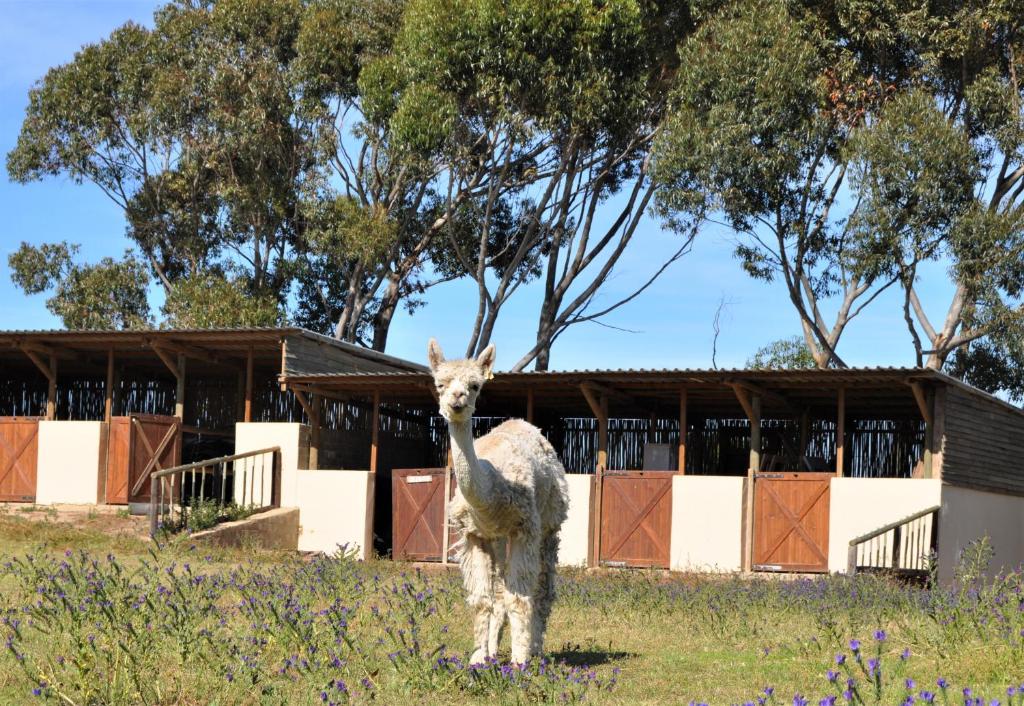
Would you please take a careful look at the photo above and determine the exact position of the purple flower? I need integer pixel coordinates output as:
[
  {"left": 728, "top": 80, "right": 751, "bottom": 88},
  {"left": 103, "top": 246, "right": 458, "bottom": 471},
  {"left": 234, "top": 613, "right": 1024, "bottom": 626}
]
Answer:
[
  {"left": 765, "top": 687, "right": 775, "bottom": 697},
  {"left": 937, "top": 678, "right": 949, "bottom": 689},
  {"left": 867, "top": 658, "right": 880, "bottom": 677},
  {"left": 835, "top": 654, "right": 846, "bottom": 665},
  {"left": 906, "top": 679, "right": 916, "bottom": 690},
  {"left": 842, "top": 690, "right": 854, "bottom": 702},
  {"left": 820, "top": 698, "right": 836, "bottom": 706},
  {"left": 920, "top": 691, "right": 935, "bottom": 703},
  {"left": 873, "top": 630, "right": 887, "bottom": 642},
  {"left": 793, "top": 695, "right": 808, "bottom": 706},
  {"left": 901, "top": 648, "right": 911, "bottom": 660},
  {"left": 849, "top": 639, "right": 860, "bottom": 652},
  {"left": 827, "top": 670, "right": 838, "bottom": 683}
]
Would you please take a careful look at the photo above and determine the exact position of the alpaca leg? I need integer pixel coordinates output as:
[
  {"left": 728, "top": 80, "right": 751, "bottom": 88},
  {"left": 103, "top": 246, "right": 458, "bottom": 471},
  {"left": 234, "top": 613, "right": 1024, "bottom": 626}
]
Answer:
[
  {"left": 530, "top": 531, "right": 560, "bottom": 657},
  {"left": 487, "top": 538, "right": 507, "bottom": 656},
  {"left": 503, "top": 532, "right": 540, "bottom": 664},
  {"left": 460, "top": 534, "right": 498, "bottom": 663}
]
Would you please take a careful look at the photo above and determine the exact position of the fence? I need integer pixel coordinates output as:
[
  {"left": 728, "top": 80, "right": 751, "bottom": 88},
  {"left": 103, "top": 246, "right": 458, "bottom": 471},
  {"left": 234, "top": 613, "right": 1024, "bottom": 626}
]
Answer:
[
  {"left": 148, "top": 446, "right": 281, "bottom": 536},
  {"left": 847, "top": 505, "right": 939, "bottom": 577}
]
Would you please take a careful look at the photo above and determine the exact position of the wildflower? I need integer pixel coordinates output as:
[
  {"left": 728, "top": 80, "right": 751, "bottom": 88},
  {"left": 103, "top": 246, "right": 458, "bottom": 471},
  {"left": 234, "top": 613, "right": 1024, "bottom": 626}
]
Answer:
[
  {"left": 867, "top": 658, "right": 880, "bottom": 678},
  {"left": 901, "top": 648, "right": 911, "bottom": 661},
  {"left": 827, "top": 670, "right": 838, "bottom": 683},
  {"left": 793, "top": 695, "right": 808, "bottom": 706},
  {"left": 764, "top": 687, "right": 775, "bottom": 697},
  {"left": 835, "top": 654, "right": 846, "bottom": 665},
  {"left": 919, "top": 691, "right": 935, "bottom": 703},
  {"left": 820, "top": 698, "right": 836, "bottom": 706},
  {"left": 873, "top": 630, "right": 886, "bottom": 642},
  {"left": 906, "top": 679, "right": 916, "bottom": 690},
  {"left": 842, "top": 690, "right": 854, "bottom": 702},
  {"left": 849, "top": 639, "right": 860, "bottom": 652},
  {"left": 937, "top": 678, "right": 949, "bottom": 689}
]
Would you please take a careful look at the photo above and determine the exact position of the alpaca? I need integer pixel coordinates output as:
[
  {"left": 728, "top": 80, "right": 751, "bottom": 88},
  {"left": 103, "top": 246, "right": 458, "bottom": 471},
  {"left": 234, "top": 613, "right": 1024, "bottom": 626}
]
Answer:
[{"left": 427, "top": 339, "right": 569, "bottom": 664}]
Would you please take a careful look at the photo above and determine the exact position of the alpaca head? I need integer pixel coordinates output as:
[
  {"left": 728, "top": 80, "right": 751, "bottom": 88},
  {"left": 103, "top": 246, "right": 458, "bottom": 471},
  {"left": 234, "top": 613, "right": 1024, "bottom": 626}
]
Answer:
[{"left": 427, "top": 339, "right": 495, "bottom": 423}]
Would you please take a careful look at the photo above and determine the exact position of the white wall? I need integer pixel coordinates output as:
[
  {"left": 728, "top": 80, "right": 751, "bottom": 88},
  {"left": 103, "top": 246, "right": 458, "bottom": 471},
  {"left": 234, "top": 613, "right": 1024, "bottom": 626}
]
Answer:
[
  {"left": 938, "top": 485, "right": 1024, "bottom": 584},
  {"left": 828, "top": 478, "right": 942, "bottom": 573},
  {"left": 35, "top": 421, "right": 104, "bottom": 505},
  {"left": 670, "top": 475, "right": 745, "bottom": 572},
  {"left": 234, "top": 423, "right": 309, "bottom": 508},
  {"left": 557, "top": 474, "right": 592, "bottom": 566},
  {"left": 296, "top": 469, "right": 371, "bottom": 558}
]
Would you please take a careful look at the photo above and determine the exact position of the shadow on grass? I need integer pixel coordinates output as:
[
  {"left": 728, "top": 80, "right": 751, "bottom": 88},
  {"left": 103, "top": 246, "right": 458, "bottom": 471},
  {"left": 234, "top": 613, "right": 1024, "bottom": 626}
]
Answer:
[{"left": 550, "top": 642, "right": 635, "bottom": 666}]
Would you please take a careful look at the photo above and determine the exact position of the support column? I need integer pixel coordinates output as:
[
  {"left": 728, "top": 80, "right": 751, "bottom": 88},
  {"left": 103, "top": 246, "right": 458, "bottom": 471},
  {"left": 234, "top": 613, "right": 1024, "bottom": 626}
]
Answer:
[
  {"left": 581, "top": 384, "right": 608, "bottom": 568},
  {"left": 46, "top": 356, "right": 57, "bottom": 421},
  {"left": 526, "top": 388, "right": 535, "bottom": 424},
  {"left": 174, "top": 354, "right": 186, "bottom": 420},
  {"left": 909, "top": 382, "right": 934, "bottom": 479},
  {"left": 731, "top": 383, "right": 761, "bottom": 573},
  {"left": 836, "top": 387, "right": 845, "bottom": 478},
  {"left": 677, "top": 388, "right": 687, "bottom": 474},
  {"left": 309, "top": 394, "right": 321, "bottom": 471},
  {"left": 244, "top": 346, "right": 254, "bottom": 423},
  {"left": 369, "top": 389, "right": 380, "bottom": 474},
  {"left": 104, "top": 349, "right": 115, "bottom": 423}
]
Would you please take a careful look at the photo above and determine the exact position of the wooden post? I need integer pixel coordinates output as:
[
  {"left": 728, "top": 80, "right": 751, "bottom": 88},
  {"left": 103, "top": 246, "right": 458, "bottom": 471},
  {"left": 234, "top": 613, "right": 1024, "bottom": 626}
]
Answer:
[
  {"left": 836, "top": 387, "right": 846, "bottom": 478},
  {"left": 174, "top": 354, "right": 186, "bottom": 420},
  {"left": 909, "top": 382, "right": 935, "bottom": 479},
  {"left": 104, "top": 349, "right": 115, "bottom": 423},
  {"left": 580, "top": 383, "right": 608, "bottom": 567},
  {"left": 526, "top": 388, "right": 535, "bottom": 424},
  {"left": 677, "top": 388, "right": 687, "bottom": 474},
  {"left": 46, "top": 356, "right": 57, "bottom": 420},
  {"left": 244, "top": 346, "right": 254, "bottom": 423},
  {"left": 743, "top": 394, "right": 761, "bottom": 572},
  {"left": 370, "top": 389, "right": 380, "bottom": 474},
  {"left": 932, "top": 386, "right": 945, "bottom": 481},
  {"left": 236, "top": 370, "right": 246, "bottom": 421},
  {"left": 309, "top": 394, "right": 321, "bottom": 471}
]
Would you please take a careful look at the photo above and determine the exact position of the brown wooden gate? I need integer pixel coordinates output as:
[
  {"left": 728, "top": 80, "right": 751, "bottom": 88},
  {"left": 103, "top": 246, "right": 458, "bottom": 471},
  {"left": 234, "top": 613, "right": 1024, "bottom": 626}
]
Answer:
[
  {"left": 105, "top": 415, "right": 182, "bottom": 505},
  {"left": 599, "top": 471, "right": 672, "bottom": 568},
  {"left": 753, "top": 472, "right": 831, "bottom": 572},
  {"left": 0, "top": 418, "right": 40, "bottom": 502},
  {"left": 392, "top": 468, "right": 449, "bottom": 561}
]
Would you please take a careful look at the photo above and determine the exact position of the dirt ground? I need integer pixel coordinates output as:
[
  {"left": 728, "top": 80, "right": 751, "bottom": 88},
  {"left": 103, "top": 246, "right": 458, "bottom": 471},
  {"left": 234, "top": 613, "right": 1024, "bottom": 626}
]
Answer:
[{"left": 0, "top": 502, "right": 150, "bottom": 538}]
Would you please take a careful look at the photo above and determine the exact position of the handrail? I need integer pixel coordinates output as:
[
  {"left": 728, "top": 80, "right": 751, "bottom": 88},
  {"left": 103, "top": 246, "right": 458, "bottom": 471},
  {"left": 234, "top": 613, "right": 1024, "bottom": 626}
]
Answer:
[
  {"left": 149, "top": 446, "right": 281, "bottom": 537},
  {"left": 151, "top": 446, "right": 281, "bottom": 479},
  {"left": 847, "top": 505, "right": 940, "bottom": 576},
  {"left": 847, "top": 505, "right": 940, "bottom": 546}
]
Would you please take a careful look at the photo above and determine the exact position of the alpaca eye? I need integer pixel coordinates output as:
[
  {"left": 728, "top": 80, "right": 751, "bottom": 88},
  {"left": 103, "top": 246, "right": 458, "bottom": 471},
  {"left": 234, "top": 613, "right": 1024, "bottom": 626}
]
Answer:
[{"left": 469, "top": 383, "right": 479, "bottom": 392}]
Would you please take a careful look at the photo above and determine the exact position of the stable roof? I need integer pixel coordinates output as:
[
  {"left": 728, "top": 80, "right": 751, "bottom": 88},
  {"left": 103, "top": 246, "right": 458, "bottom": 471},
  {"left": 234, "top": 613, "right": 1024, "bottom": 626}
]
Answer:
[{"left": 281, "top": 366, "right": 1016, "bottom": 420}]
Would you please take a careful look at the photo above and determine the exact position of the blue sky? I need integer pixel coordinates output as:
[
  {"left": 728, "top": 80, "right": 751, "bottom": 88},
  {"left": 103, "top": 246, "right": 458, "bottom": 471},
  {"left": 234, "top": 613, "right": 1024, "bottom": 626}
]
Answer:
[{"left": 0, "top": 1, "right": 958, "bottom": 371}]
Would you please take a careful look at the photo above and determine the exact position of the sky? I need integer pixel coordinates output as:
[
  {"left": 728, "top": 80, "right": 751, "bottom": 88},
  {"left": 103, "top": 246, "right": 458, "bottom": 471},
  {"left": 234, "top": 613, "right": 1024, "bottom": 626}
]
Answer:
[{"left": 0, "top": 1, "right": 959, "bottom": 372}]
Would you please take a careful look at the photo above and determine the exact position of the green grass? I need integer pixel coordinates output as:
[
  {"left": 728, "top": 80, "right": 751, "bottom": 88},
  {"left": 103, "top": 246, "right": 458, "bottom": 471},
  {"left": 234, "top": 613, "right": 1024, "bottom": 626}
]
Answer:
[{"left": 0, "top": 515, "right": 1021, "bottom": 705}]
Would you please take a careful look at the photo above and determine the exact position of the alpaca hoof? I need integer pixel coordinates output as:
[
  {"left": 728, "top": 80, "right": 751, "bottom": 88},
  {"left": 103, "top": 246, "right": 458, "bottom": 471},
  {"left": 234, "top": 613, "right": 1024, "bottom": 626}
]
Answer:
[
  {"left": 469, "top": 648, "right": 489, "bottom": 665},
  {"left": 510, "top": 650, "right": 530, "bottom": 665}
]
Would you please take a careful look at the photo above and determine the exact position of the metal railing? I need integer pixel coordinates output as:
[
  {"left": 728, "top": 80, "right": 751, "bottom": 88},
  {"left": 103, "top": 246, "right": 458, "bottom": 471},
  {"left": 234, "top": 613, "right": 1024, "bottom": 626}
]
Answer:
[
  {"left": 149, "top": 446, "right": 281, "bottom": 537},
  {"left": 847, "top": 505, "right": 940, "bottom": 575}
]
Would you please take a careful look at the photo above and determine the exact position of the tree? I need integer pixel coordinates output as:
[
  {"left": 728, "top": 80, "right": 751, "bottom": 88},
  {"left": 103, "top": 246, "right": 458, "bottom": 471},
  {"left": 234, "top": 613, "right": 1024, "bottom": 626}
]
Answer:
[
  {"left": 383, "top": 0, "right": 695, "bottom": 369},
  {"left": 655, "top": 0, "right": 1024, "bottom": 398},
  {"left": 8, "top": 242, "right": 151, "bottom": 330},
  {"left": 746, "top": 337, "right": 816, "bottom": 370}
]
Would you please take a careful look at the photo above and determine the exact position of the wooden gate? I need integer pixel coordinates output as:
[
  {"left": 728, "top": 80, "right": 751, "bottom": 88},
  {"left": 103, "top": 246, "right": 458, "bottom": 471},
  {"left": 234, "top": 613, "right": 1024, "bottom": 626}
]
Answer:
[
  {"left": 599, "top": 471, "right": 672, "bottom": 568},
  {"left": 392, "top": 468, "right": 449, "bottom": 561},
  {"left": 105, "top": 415, "right": 182, "bottom": 505},
  {"left": 753, "top": 472, "right": 831, "bottom": 572},
  {"left": 0, "top": 418, "right": 40, "bottom": 502}
]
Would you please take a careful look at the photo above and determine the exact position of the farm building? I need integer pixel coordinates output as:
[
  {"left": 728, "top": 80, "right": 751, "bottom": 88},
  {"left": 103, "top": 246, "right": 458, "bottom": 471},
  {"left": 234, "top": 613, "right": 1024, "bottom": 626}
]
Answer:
[{"left": 1, "top": 327, "right": 1022, "bottom": 583}]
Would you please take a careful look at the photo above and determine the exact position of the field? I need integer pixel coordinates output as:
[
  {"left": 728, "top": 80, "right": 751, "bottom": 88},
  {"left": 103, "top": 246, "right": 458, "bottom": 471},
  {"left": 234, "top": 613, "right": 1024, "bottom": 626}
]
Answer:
[{"left": 0, "top": 510, "right": 1022, "bottom": 705}]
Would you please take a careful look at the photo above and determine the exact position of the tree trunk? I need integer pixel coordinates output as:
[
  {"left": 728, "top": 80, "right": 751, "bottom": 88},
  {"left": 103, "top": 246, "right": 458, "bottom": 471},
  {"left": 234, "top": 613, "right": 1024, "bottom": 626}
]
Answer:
[{"left": 371, "top": 277, "right": 402, "bottom": 352}]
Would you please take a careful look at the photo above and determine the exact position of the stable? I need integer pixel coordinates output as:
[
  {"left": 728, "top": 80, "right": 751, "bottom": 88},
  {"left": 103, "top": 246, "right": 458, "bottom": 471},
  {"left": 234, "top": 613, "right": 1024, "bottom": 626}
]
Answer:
[{"left": 280, "top": 365, "right": 1024, "bottom": 583}]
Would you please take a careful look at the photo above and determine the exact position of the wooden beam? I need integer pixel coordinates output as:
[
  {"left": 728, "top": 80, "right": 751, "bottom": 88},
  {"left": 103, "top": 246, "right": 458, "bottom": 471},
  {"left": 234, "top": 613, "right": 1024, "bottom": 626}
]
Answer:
[
  {"left": 151, "top": 345, "right": 180, "bottom": 380},
  {"left": 244, "top": 345, "right": 254, "bottom": 423},
  {"left": 677, "top": 388, "right": 687, "bottom": 474},
  {"left": 526, "top": 388, "right": 535, "bottom": 424},
  {"left": 836, "top": 387, "right": 845, "bottom": 478},
  {"left": 932, "top": 386, "right": 945, "bottom": 481},
  {"left": 370, "top": 389, "right": 381, "bottom": 474},
  {"left": 581, "top": 380, "right": 637, "bottom": 407},
  {"left": 174, "top": 354, "right": 186, "bottom": 420},
  {"left": 104, "top": 348, "right": 115, "bottom": 423},
  {"left": 21, "top": 347, "right": 55, "bottom": 383},
  {"left": 730, "top": 384, "right": 757, "bottom": 423},
  {"left": 727, "top": 379, "right": 796, "bottom": 411},
  {"left": 908, "top": 381, "right": 934, "bottom": 426},
  {"left": 153, "top": 340, "right": 223, "bottom": 366}
]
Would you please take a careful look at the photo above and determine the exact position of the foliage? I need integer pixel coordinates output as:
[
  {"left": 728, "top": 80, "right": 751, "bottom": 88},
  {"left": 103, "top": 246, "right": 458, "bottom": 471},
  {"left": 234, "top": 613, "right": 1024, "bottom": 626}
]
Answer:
[
  {"left": 655, "top": 0, "right": 1024, "bottom": 394},
  {"left": 161, "top": 273, "right": 282, "bottom": 329},
  {"left": 180, "top": 499, "right": 258, "bottom": 533},
  {"left": 746, "top": 337, "right": 817, "bottom": 370},
  {"left": 8, "top": 242, "right": 151, "bottom": 330}
]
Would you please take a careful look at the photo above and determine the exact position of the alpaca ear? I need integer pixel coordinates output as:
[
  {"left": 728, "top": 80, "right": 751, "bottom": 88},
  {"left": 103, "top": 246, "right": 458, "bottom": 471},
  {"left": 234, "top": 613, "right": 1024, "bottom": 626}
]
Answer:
[
  {"left": 476, "top": 344, "right": 496, "bottom": 380},
  {"left": 427, "top": 338, "right": 445, "bottom": 371}
]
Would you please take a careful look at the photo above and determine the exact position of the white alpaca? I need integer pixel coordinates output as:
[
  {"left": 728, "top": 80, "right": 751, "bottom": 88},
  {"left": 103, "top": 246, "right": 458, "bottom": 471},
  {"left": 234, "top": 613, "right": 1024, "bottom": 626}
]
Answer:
[{"left": 427, "top": 339, "right": 569, "bottom": 664}]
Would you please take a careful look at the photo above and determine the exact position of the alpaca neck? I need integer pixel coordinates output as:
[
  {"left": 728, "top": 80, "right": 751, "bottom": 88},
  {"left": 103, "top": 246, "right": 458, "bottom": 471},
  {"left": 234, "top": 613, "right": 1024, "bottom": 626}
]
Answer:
[{"left": 448, "top": 418, "right": 494, "bottom": 509}]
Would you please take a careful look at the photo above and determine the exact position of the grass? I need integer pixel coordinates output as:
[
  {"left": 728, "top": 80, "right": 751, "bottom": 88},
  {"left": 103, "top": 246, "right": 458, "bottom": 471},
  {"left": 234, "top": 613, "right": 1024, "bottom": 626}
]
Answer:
[{"left": 0, "top": 514, "right": 1022, "bottom": 705}]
